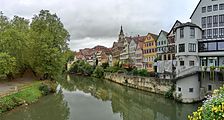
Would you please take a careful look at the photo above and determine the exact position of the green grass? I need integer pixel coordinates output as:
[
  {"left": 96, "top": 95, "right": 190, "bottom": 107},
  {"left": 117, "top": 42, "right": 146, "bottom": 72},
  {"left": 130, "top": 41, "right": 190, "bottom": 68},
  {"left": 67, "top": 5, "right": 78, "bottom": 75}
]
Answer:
[{"left": 0, "top": 82, "right": 43, "bottom": 113}]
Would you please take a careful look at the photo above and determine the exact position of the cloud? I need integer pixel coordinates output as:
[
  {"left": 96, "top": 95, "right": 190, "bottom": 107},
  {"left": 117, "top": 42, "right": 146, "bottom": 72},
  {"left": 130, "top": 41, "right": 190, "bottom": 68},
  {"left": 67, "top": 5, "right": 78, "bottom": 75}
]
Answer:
[{"left": 0, "top": 0, "right": 200, "bottom": 51}]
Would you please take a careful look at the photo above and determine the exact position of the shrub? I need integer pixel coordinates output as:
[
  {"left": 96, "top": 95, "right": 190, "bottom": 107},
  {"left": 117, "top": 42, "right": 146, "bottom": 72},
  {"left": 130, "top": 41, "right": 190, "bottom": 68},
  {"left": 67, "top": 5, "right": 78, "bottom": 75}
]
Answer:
[
  {"left": 165, "top": 85, "right": 175, "bottom": 99},
  {"left": 92, "top": 66, "right": 104, "bottom": 78},
  {"left": 101, "top": 62, "right": 109, "bottom": 69},
  {"left": 188, "top": 85, "right": 224, "bottom": 120},
  {"left": 105, "top": 66, "right": 120, "bottom": 73},
  {"left": 39, "top": 83, "right": 50, "bottom": 95}
]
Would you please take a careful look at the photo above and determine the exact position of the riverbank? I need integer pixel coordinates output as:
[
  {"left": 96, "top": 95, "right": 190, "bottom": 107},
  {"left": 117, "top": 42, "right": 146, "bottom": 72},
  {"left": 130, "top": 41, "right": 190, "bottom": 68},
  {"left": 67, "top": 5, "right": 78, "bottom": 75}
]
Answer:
[
  {"left": 104, "top": 73, "right": 174, "bottom": 95},
  {"left": 0, "top": 80, "right": 57, "bottom": 114}
]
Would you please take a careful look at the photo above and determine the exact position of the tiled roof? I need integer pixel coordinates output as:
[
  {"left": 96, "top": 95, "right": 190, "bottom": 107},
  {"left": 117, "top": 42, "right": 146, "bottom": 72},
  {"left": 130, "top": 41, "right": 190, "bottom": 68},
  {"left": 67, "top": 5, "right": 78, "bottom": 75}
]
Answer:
[{"left": 176, "top": 22, "right": 201, "bottom": 30}]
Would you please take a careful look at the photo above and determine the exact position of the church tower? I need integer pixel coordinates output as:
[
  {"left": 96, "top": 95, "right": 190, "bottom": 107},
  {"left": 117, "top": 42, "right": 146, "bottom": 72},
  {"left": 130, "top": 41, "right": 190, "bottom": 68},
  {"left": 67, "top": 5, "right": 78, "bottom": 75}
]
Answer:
[{"left": 118, "top": 26, "right": 125, "bottom": 43}]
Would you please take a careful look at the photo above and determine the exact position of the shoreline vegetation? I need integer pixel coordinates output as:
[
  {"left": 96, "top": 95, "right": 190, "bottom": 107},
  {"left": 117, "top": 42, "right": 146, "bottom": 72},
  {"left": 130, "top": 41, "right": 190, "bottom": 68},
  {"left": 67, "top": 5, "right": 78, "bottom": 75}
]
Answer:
[
  {"left": 188, "top": 85, "right": 224, "bottom": 120},
  {"left": 68, "top": 60, "right": 155, "bottom": 78},
  {"left": 0, "top": 10, "right": 72, "bottom": 114},
  {"left": 0, "top": 80, "right": 57, "bottom": 114}
]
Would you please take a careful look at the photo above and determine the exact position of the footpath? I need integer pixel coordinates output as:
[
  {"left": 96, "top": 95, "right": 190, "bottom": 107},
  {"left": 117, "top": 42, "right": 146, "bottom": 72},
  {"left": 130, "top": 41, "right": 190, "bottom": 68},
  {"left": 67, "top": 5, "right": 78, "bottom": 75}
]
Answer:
[{"left": 0, "top": 70, "right": 36, "bottom": 98}]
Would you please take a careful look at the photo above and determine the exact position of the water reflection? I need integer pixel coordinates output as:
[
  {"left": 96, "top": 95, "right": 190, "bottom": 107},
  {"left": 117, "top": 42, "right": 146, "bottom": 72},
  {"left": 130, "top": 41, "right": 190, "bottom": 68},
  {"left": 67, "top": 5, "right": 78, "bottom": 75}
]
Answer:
[
  {"left": 58, "top": 75, "right": 199, "bottom": 120},
  {"left": 1, "top": 75, "right": 199, "bottom": 120},
  {"left": 1, "top": 91, "right": 70, "bottom": 120}
]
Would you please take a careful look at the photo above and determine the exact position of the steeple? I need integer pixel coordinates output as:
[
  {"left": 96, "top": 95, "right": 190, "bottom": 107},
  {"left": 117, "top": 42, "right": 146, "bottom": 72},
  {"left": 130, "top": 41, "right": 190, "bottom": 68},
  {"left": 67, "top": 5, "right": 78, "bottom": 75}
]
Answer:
[
  {"left": 118, "top": 25, "right": 125, "bottom": 43},
  {"left": 119, "top": 25, "right": 124, "bottom": 36}
]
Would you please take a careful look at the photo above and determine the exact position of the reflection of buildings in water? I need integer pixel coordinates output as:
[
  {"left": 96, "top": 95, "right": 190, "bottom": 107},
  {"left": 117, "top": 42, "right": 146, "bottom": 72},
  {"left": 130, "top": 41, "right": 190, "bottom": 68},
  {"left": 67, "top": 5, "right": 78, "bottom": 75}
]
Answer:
[{"left": 60, "top": 76, "right": 198, "bottom": 120}]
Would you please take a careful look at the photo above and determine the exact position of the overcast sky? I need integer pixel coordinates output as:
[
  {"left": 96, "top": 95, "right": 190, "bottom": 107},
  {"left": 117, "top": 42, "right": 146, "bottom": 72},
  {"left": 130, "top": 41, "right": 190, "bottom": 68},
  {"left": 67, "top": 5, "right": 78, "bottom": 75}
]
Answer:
[{"left": 1, "top": 0, "right": 200, "bottom": 51}]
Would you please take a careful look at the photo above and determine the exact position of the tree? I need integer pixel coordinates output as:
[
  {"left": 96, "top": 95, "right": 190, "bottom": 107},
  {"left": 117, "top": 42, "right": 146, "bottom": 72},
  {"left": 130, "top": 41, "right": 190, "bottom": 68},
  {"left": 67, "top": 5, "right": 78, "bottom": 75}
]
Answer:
[
  {"left": 0, "top": 53, "right": 16, "bottom": 79},
  {"left": 0, "top": 13, "right": 30, "bottom": 74},
  {"left": 29, "top": 10, "right": 70, "bottom": 80}
]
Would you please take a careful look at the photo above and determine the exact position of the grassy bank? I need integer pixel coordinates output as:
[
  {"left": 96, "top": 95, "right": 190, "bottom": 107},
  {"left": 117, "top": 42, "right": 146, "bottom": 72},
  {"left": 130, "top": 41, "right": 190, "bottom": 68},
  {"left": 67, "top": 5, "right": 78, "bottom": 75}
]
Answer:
[{"left": 0, "top": 81, "right": 56, "bottom": 114}]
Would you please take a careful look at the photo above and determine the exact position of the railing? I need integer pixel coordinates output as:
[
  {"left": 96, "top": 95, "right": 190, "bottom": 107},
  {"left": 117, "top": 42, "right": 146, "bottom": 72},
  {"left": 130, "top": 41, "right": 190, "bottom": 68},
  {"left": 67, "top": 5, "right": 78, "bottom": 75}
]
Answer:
[
  {"left": 177, "top": 66, "right": 199, "bottom": 77},
  {"left": 198, "top": 66, "right": 221, "bottom": 72}
]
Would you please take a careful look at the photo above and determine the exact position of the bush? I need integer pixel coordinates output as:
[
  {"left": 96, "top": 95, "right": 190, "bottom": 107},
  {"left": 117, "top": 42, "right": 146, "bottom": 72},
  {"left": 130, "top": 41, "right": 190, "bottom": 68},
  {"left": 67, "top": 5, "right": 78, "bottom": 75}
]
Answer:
[
  {"left": 101, "top": 62, "right": 109, "bottom": 69},
  {"left": 105, "top": 66, "right": 120, "bottom": 73},
  {"left": 188, "top": 85, "right": 224, "bottom": 120},
  {"left": 39, "top": 83, "right": 50, "bottom": 95},
  {"left": 92, "top": 66, "right": 104, "bottom": 78},
  {"left": 165, "top": 85, "right": 175, "bottom": 99},
  {"left": 69, "top": 60, "right": 94, "bottom": 75}
]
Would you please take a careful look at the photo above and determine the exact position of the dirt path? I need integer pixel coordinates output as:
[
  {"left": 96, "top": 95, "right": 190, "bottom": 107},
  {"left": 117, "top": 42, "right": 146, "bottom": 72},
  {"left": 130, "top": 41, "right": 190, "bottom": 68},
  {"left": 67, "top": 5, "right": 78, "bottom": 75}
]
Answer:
[{"left": 0, "top": 69, "right": 38, "bottom": 97}]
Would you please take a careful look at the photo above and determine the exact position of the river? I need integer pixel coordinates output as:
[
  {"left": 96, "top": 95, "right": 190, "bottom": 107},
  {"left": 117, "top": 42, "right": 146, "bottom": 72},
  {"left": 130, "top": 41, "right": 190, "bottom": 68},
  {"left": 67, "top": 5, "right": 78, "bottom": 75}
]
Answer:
[{"left": 1, "top": 75, "right": 200, "bottom": 120}]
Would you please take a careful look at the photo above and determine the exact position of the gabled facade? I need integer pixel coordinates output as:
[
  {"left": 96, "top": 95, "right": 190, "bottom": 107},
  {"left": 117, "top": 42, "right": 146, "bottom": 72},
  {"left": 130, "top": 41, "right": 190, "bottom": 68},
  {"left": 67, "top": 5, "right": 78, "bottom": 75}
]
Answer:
[
  {"left": 167, "top": 20, "right": 182, "bottom": 60},
  {"left": 157, "top": 30, "right": 168, "bottom": 60},
  {"left": 120, "top": 37, "right": 130, "bottom": 63},
  {"left": 157, "top": 21, "right": 182, "bottom": 80},
  {"left": 128, "top": 38, "right": 137, "bottom": 65},
  {"left": 143, "top": 33, "right": 158, "bottom": 72},
  {"left": 135, "top": 41, "right": 144, "bottom": 69}
]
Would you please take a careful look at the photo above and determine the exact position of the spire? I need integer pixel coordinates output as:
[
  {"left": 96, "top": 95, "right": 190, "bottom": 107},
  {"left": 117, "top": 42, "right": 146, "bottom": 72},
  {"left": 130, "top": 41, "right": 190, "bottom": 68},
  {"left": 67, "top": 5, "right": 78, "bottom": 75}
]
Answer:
[{"left": 120, "top": 25, "right": 124, "bottom": 35}]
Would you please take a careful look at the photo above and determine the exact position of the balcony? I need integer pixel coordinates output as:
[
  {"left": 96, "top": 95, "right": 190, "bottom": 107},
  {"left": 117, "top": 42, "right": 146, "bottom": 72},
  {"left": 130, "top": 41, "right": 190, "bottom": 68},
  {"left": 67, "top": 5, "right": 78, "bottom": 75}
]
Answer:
[{"left": 198, "top": 66, "right": 223, "bottom": 72}]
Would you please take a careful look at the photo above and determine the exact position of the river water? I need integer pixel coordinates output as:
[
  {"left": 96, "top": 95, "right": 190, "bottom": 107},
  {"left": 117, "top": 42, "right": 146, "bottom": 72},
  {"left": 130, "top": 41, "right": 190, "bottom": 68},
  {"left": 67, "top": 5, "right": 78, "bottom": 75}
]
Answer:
[{"left": 1, "top": 75, "right": 200, "bottom": 120}]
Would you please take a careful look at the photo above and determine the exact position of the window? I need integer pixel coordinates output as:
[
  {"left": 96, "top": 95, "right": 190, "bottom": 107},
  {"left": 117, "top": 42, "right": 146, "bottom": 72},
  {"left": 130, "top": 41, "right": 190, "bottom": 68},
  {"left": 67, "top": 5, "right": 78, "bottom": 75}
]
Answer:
[
  {"left": 180, "top": 28, "right": 184, "bottom": 38},
  {"left": 202, "top": 7, "right": 206, "bottom": 13},
  {"left": 172, "top": 54, "right": 176, "bottom": 60},
  {"left": 220, "top": 4, "right": 224, "bottom": 10},
  {"left": 207, "top": 29, "right": 212, "bottom": 38},
  {"left": 189, "top": 43, "right": 196, "bottom": 52},
  {"left": 199, "top": 42, "right": 208, "bottom": 52},
  {"left": 164, "top": 55, "right": 166, "bottom": 60},
  {"left": 179, "top": 44, "right": 185, "bottom": 52},
  {"left": 178, "top": 87, "right": 181, "bottom": 92},
  {"left": 208, "top": 85, "right": 212, "bottom": 91},
  {"left": 202, "top": 17, "right": 206, "bottom": 28},
  {"left": 208, "top": 42, "right": 217, "bottom": 51},
  {"left": 180, "top": 61, "right": 184, "bottom": 66},
  {"left": 202, "top": 30, "right": 206, "bottom": 38},
  {"left": 189, "top": 88, "right": 194, "bottom": 93},
  {"left": 189, "top": 61, "right": 195, "bottom": 66},
  {"left": 207, "top": 16, "right": 212, "bottom": 28},
  {"left": 218, "top": 42, "right": 224, "bottom": 50},
  {"left": 213, "top": 4, "right": 218, "bottom": 11},
  {"left": 213, "top": 15, "right": 218, "bottom": 27},
  {"left": 213, "top": 29, "right": 218, "bottom": 38},
  {"left": 219, "top": 28, "right": 224, "bottom": 37},
  {"left": 190, "top": 27, "right": 195, "bottom": 38},
  {"left": 207, "top": 6, "right": 212, "bottom": 12},
  {"left": 168, "top": 54, "right": 171, "bottom": 60},
  {"left": 219, "top": 15, "right": 224, "bottom": 26}
]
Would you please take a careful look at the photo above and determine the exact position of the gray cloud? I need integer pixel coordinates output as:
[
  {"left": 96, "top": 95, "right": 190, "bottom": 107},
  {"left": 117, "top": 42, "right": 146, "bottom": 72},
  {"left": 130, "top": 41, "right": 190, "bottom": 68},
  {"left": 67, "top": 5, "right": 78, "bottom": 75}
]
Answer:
[{"left": 0, "top": 0, "right": 200, "bottom": 51}]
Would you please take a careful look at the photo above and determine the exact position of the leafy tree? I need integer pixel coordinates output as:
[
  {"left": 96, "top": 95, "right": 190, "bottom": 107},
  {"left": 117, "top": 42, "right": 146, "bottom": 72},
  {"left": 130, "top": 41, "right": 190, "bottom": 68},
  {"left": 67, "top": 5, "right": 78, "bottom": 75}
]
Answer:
[
  {"left": 29, "top": 10, "right": 70, "bottom": 80},
  {"left": 0, "top": 53, "right": 16, "bottom": 79}
]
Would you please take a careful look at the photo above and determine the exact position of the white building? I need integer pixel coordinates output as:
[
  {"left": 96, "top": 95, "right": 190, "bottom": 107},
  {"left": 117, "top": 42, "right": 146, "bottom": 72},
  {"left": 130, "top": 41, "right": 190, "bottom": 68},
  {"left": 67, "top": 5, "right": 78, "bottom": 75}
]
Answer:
[
  {"left": 191, "top": 0, "right": 224, "bottom": 68},
  {"left": 120, "top": 38, "right": 130, "bottom": 63},
  {"left": 174, "top": 22, "right": 202, "bottom": 103},
  {"left": 135, "top": 41, "right": 144, "bottom": 69},
  {"left": 129, "top": 38, "right": 137, "bottom": 65},
  {"left": 174, "top": 0, "right": 224, "bottom": 103}
]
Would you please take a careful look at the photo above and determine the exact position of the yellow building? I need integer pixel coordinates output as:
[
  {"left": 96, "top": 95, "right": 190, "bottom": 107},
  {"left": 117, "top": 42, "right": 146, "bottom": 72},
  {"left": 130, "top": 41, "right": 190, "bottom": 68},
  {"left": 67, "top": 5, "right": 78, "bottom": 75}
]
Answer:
[{"left": 143, "top": 33, "right": 158, "bottom": 72}]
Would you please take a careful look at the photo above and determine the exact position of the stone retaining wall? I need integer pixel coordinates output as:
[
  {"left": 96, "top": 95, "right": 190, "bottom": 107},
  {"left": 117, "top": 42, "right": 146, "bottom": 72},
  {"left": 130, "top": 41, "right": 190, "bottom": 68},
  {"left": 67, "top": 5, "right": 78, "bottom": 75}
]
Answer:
[{"left": 104, "top": 73, "right": 174, "bottom": 95}]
